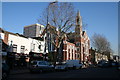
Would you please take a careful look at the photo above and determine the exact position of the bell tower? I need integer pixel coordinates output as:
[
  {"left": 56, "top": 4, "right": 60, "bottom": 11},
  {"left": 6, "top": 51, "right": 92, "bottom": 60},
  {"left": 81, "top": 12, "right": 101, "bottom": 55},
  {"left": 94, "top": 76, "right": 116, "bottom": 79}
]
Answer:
[
  {"left": 75, "top": 10, "right": 83, "bottom": 42},
  {"left": 75, "top": 10, "right": 83, "bottom": 61}
]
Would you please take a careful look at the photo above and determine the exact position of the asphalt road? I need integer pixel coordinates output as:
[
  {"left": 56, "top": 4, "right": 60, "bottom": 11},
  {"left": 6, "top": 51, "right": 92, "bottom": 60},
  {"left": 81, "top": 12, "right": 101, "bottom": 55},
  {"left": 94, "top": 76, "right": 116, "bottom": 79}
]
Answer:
[{"left": 8, "top": 67, "right": 120, "bottom": 80}]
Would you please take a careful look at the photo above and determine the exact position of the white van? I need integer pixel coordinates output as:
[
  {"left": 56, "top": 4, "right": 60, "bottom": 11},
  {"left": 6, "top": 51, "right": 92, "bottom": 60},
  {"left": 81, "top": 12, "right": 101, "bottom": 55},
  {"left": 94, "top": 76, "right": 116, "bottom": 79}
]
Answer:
[{"left": 66, "top": 60, "right": 83, "bottom": 69}]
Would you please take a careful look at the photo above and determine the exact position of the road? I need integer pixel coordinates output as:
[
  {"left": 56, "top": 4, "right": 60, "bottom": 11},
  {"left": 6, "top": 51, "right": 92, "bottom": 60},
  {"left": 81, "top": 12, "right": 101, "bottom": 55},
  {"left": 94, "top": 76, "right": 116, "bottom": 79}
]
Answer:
[{"left": 8, "top": 67, "right": 120, "bottom": 80}]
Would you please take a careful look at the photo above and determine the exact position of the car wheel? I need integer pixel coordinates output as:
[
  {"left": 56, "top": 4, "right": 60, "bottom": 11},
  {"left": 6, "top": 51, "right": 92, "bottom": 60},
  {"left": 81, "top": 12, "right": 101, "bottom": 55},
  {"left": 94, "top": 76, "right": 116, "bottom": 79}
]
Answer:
[
  {"left": 73, "top": 66, "right": 76, "bottom": 69},
  {"left": 30, "top": 70, "right": 34, "bottom": 74},
  {"left": 52, "top": 69, "right": 55, "bottom": 72},
  {"left": 79, "top": 66, "right": 82, "bottom": 69},
  {"left": 65, "top": 67, "right": 68, "bottom": 71}
]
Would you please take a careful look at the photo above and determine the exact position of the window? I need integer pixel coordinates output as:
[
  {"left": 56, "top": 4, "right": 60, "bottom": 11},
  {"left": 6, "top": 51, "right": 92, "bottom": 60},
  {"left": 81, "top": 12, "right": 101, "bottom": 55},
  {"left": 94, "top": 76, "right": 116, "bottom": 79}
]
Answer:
[
  {"left": 13, "top": 44, "right": 17, "bottom": 52},
  {"left": 21, "top": 46, "right": 25, "bottom": 53},
  {"left": 77, "top": 48, "right": 80, "bottom": 51},
  {"left": 68, "top": 49, "right": 70, "bottom": 59},
  {"left": 33, "top": 44, "right": 35, "bottom": 51},
  {"left": 83, "top": 47, "right": 84, "bottom": 53},
  {"left": 75, "top": 54, "right": 77, "bottom": 59},
  {"left": 69, "top": 53, "right": 70, "bottom": 59},
  {"left": 76, "top": 42, "right": 80, "bottom": 47},
  {"left": 72, "top": 49, "right": 73, "bottom": 60},
  {"left": 77, "top": 54, "right": 80, "bottom": 58},
  {"left": 75, "top": 50, "right": 76, "bottom": 54},
  {"left": 38, "top": 45, "right": 41, "bottom": 51}
]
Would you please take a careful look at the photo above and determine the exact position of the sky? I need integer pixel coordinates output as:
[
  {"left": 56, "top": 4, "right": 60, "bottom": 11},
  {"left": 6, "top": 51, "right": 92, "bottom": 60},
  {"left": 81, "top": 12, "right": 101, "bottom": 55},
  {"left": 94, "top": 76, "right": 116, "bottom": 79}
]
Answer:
[{"left": 2, "top": 2, "right": 118, "bottom": 55}]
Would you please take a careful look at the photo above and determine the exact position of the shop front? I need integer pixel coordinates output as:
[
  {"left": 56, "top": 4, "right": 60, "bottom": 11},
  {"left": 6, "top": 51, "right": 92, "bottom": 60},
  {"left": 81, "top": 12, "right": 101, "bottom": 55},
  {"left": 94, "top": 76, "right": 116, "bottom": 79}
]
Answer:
[
  {"left": 7, "top": 52, "right": 28, "bottom": 69},
  {"left": 29, "top": 52, "right": 44, "bottom": 62}
]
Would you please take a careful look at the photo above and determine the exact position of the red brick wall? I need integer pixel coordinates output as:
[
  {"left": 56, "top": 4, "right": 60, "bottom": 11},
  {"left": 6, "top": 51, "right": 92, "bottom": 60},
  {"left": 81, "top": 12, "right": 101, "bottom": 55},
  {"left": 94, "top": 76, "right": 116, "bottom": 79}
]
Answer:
[{"left": 4, "top": 32, "right": 9, "bottom": 44}]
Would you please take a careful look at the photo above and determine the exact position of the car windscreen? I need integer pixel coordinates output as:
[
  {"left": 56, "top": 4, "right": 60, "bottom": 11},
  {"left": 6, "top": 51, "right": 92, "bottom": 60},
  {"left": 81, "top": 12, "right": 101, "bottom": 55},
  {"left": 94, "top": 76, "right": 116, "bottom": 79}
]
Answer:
[
  {"left": 56, "top": 63, "right": 66, "bottom": 65},
  {"left": 38, "top": 61, "right": 46, "bottom": 65},
  {"left": 31, "top": 61, "right": 37, "bottom": 65}
]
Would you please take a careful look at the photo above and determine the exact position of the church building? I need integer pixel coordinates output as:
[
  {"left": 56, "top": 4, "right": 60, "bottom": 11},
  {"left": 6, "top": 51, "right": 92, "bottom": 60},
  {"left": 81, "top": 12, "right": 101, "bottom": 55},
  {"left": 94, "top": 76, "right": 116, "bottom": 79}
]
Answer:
[
  {"left": 62, "top": 11, "right": 90, "bottom": 62},
  {"left": 75, "top": 11, "right": 90, "bottom": 62}
]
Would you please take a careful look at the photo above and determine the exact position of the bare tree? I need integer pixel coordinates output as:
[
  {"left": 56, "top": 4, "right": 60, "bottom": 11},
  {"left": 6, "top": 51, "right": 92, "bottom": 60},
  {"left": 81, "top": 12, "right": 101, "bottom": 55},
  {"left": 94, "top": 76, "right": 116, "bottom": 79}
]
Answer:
[
  {"left": 39, "top": 2, "right": 76, "bottom": 62},
  {"left": 91, "top": 33, "right": 112, "bottom": 53}
]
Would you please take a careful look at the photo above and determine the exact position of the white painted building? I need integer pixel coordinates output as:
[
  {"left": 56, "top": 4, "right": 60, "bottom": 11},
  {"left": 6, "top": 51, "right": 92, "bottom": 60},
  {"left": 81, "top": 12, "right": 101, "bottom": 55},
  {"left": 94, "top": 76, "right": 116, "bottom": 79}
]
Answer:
[{"left": 0, "top": 28, "right": 47, "bottom": 55}]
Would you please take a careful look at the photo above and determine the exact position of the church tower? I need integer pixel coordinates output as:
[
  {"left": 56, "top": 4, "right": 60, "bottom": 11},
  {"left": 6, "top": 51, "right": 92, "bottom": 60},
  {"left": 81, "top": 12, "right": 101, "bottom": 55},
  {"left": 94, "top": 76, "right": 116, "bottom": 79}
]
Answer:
[
  {"left": 75, "top": 11, "right": 83, "bottom": 61},
  {"left": 75, "top": 10, "right": 82, "bottom": 38}
]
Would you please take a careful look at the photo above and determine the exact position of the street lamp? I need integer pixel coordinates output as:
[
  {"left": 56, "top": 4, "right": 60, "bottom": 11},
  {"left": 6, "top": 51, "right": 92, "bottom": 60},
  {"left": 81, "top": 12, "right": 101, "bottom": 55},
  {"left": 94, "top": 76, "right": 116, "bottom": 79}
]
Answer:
[
  {"left": 10, "top": 40, "right": 13, "bottom": 52},
  {"left": 44, "top": 1, "right": 58, "bottom": 61}
]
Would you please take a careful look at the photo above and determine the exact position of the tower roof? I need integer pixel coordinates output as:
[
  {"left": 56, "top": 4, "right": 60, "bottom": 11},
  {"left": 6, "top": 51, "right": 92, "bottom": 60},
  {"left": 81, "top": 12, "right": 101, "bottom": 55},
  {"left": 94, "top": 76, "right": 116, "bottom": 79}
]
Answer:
[
  {"left": 76, "top": 10, "right": 82, "bottom": 27},
  {"left": 77, "top": 10, "right": 80, "bottom": 17}
]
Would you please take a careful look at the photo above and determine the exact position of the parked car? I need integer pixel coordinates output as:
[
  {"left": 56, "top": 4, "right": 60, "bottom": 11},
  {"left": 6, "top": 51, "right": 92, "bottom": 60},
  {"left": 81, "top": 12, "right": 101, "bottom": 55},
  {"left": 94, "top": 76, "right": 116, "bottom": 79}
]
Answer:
[
  {"left": 29, "top": 60, "right": 54, "bottom": 73},
  {"left": 118, "top": 66, "right": 120, "bottom": 70},
  {"left": 55, "top": 62, "right": 68, "bottom": 71},
  {"left": 2, "top": 63, "right": 10, "bottom": 80},
  {"left": 111, "top": 61, "right": 118, "bottom": 67},
  {"left": 66, "top": 60, "right": 83, "bottom": 69},
  {"left": 97, "top": 60, "right": 109, "bottom": 68},
  {"left": 108, "top": 60, "right": 119, "bottom": 67}
]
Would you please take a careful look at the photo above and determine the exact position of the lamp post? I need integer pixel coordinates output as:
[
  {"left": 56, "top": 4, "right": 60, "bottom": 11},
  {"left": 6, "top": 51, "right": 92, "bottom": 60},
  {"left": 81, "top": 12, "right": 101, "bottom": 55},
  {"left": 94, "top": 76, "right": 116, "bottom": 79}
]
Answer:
[
  {"left": 44, "top": 1, "right": 58, "bottom": 61},
  {"left": 10, "top": 40, "right": 13, "bottom": 52}
]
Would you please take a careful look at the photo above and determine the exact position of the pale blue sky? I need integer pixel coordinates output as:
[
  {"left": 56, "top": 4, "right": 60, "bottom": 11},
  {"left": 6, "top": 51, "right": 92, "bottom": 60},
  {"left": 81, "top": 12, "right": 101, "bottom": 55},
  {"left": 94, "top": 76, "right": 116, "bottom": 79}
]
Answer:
[{"left": 2, "top": 2, "right": 118, "bottom": 55}]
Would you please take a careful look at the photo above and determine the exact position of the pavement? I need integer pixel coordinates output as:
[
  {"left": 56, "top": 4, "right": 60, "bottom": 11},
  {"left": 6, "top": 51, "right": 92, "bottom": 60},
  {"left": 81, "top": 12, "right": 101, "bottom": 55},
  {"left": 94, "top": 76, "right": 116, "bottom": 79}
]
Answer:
[{"left": 9, "top": 67, "right": 29, "bottom": 75}]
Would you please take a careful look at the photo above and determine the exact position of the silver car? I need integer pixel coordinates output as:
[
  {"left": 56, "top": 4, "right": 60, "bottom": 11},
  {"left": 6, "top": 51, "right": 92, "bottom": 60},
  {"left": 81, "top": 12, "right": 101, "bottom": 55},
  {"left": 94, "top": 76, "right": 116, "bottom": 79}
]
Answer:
[{"left": 29, "top": 61, "right": 54, "bottom": 73}]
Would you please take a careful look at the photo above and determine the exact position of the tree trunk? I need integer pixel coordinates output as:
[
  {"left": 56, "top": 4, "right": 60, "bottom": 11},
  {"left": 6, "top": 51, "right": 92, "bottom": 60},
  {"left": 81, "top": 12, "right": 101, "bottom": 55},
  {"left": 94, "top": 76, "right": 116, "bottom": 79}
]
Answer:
[{"left": 55, "top": 40, "right": 63, "bottom": 64}]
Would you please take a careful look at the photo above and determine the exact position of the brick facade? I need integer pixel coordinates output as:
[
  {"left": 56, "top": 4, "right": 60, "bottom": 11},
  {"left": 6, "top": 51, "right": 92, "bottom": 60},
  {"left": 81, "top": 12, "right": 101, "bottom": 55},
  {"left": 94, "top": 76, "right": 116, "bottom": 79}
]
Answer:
[{"left": 74, "top": 11, "right": 90, "bottom": 62}]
